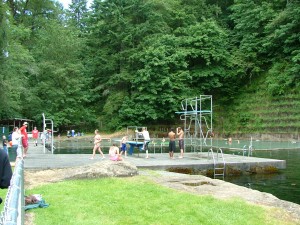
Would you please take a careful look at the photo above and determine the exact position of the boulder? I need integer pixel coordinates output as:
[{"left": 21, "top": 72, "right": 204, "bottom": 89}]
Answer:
[
  {"left": 66, "top": 160, "right": 138, "bottom": 179},
  {"left": 25, "top": 160, "right": 138, "bottom": 189}
]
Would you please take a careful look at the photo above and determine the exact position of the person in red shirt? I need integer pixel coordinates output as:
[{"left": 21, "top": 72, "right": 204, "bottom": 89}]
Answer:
[
  {"left": 19, "top": 122, "right": 29, "bottom": 157},
  {"left": 32, "top": 127, "right": 39, "bottom": 146}
]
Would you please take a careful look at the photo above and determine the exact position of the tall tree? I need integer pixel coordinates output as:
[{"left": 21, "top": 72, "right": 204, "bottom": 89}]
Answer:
[
  {"left": 67, "top": 0, "right": 89, "bottom": 30},
  {"left": 85, "top": 0, "right": 234, "bottom": 129},
  {"left": 229, "top": 0, "right": 278, "bottom": 82},
  {"left": 26, "top": 20, "right": 92, "bottom": 127},
  {"left": 0, "top": 1, "right": 36, "bottom": 119},
  {"left": 263, "top": 0, "right": 300, "bottom": 95}
]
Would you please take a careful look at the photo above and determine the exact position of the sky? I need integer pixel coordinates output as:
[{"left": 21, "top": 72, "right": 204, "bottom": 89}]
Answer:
[
  {"left": 57, "top": 0, "right": 92, "bottom": 9},
  {"left": 58, "top": 0, "right": 72, "bottom": 8}
]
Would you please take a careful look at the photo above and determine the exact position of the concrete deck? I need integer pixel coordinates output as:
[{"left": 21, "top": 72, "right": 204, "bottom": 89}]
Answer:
[{"left": 21, "top": 143, "right": 286, "bottom": 172}]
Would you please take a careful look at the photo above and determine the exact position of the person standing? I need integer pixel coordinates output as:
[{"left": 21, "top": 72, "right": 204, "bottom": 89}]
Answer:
[
  {"left": 12, "top": 127, "right": 23, "bottom": 159},
  {"left": 2, "top": 136, "right": 8, "bottom": 155},
  {"left": 19, "top": 122, "right": 29, "bottom": 157},
  {"left": 32, "top": 127, "right": 39, "bottom": 146},
  {"left": 136, "top": 127, "right": 150, "bottom": 159},
  {"left": 168, "top": 128, "right": 176, "bottom": 159},
  {"left": 0, "top": 149, "right": 13, "bottom": 204},
  {"left": 176, "top": 127, "right": 184, "bottom": 158},
  {"left": 90, "top": 129, "right": 105, "bottom": 159},
  {"left": 120, "top": 135, "right": 128, "bottom": 158}
]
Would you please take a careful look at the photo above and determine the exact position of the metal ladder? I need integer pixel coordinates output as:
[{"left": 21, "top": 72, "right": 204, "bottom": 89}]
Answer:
[
  {"left": 208, "top": 148, "right": 226, "bottom": 179},
  {"left": 242, "top": 137, "right": 255, "bottom": 157}
]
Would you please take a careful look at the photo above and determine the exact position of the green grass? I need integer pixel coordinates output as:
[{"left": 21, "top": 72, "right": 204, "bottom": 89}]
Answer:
[
  {"left": 0, "top": 188, "right": 8, "bottom": 211},
  {"left": 25, "top": 176, "right": 294, "bottom": 225},
  {"left": 215, "top": 81, "right": 300, "bottom": 135}
]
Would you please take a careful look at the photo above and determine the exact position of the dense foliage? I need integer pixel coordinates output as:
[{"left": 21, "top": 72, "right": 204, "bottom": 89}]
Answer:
[{"left": 0, "top": 0, "right": 299, "bottom": 134}]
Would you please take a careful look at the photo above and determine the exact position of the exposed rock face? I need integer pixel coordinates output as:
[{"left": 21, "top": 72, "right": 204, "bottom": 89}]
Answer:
[
  {"left": 67, "top": 160, "right": 138, "bottom": 179},
  {"left": 25, "top": 161, "right": 138, "bottom": 189},
  {"left": 140, "top": 170, "right": 300, "bottom": 223}
]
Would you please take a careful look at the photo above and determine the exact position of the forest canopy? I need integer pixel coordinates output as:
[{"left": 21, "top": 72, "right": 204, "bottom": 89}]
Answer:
[{"left": 0, "top": 0, "right": 299, "bottom": 133}]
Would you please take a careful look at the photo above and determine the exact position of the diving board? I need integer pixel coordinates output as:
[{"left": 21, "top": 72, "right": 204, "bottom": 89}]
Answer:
[
  {"left": 177, "top": 95, "right": 213, "bottom": 152},
  {"left": 175, "top": 110, "right": 211, "bottom": 114}
]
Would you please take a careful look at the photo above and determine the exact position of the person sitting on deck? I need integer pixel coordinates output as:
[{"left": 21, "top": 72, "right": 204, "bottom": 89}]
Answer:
[{"left": 109, "top": 144, "right": 122, "bottom": 161}]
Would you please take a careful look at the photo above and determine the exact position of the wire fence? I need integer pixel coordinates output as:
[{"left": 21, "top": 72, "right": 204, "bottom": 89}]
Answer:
[{"left": 0, "top": 159, "right": 24, "bottom": 225}]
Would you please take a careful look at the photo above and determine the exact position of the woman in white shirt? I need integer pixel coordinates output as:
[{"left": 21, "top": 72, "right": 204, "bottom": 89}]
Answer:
[{"left": 11, "top": 127, "right": 23, "bottom": 158}]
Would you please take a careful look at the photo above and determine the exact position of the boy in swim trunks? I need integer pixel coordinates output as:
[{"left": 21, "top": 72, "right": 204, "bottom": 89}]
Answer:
[
  {"left": 168, "top": 128, "right": 176, "bottom": 159},
  {"left": 176, "top": 127, "right": 184, "bottom": 158}
]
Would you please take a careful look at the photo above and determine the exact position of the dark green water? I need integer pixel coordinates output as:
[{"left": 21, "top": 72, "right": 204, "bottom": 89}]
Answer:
[{"left": 223, "top": 149, "right": 300, "bottom": 205}]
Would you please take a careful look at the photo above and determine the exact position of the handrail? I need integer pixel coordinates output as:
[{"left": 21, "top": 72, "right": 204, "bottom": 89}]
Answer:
[
  {"left": 242, "top": 145, "right": 254, "bottom": 157},
  {"left": 0, "top": 159, "right": 24, "bottom": 225},
  {"left": 208, "top": 148, "right": 225, "bottom": 179},
  {"left": 215, "top": 148, "right": 225, "bottom": 179}
]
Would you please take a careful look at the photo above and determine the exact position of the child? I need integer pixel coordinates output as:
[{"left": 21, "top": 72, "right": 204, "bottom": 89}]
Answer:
[
  {"left": 109, "top": 144, "right": 122, "bottom": 161},
  {"left": 120, "top": 136, "right": 128, "bottom": 158}
]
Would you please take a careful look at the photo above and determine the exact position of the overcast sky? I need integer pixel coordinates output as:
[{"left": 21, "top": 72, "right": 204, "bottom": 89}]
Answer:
[
  {"left": 58, "top": 0, "right": 71, "bottom": 8},
  {"left": 57, "top": 0, "right": 92, "bottom": 9}
]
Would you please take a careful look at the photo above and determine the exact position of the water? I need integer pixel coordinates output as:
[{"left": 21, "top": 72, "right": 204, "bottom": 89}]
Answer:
[
  {"left": 53, "top": 138, "right": 113, "bottom": 154},
  {"left": 223, "top": 149, "right": 300, "bottom": 205},
  {"left": 212, "top": 138, "right": 300, "bottom": 150}
]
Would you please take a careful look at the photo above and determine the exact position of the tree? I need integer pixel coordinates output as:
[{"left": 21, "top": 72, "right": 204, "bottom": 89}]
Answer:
[
  {"left": 229, "top": 0, "right": 278, "bottom": 82},
  {"left": 263, "top": 1, "right": 300, "bottom": 95},
  {"left": 27, "top": 20, "right": 92, "bottom": 127},
  {"left": 67, "top": 0, "right": 89, "bottom": 30},
  {"left": 0, "top": 1, "right": 36, "bottom": 119}
]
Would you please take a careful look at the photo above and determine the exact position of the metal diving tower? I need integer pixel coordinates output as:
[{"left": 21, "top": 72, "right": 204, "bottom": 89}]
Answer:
[{"left": 176, "top": 95, "right": 213, "bottom": 152}]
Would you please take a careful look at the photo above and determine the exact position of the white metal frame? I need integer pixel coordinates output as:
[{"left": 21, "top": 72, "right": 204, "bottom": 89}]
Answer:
[
  {"left": 176, "top": 95, "right": 213, "bottom": 152},
  {"left": 42, "top": 113, "right": 54, "bottom": 154}
]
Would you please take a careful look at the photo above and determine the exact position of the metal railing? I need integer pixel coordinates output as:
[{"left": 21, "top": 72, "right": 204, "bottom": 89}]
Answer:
[
  {"left": 0, "top": 159, "right": 24, "bottom": 225},
  {"left": 208, "top": 148, "right": 226, "bottom": 179}
]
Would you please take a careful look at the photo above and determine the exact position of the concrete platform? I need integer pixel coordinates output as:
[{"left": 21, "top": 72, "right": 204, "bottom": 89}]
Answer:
[{"left": 22, "top": 144, "right": 286, "bottom": 172}]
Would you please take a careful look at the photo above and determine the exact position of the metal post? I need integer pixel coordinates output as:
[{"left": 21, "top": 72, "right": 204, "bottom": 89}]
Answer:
[
  {"left": 42, "top": 113, "right": 54, "bottom": 154},
  {"left": 42, "top": 113, "right": 46, "bottom": 154}
]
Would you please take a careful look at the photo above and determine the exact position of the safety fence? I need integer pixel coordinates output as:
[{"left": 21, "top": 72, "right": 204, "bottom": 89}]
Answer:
[{"left": 0, "top": 159, "right": 24, "bottom": 225}]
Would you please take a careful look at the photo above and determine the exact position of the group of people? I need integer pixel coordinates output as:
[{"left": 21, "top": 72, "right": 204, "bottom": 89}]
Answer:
[
  {"left": 168, "top": 127, "right": 184, "bottom": 159},
  {"left": 90, "top": 129, "right": 124, "bottom": 161},
  {"left": 1, "top": 122, "right": 40, "bottom": 160},
  {"left": 11, "top": 122, "right": 29, "bottom": 159},
  {"left": 0, "top": 123, "right": 40, "bottom": 205},
  {"left": 89, "top": 126, "right": 185, "bottom": 160}
]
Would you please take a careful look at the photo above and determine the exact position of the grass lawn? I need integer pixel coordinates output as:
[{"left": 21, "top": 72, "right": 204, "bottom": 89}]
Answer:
[
  {"left": 25, "top": 175, "right": 294, "bottom": 225},
  {"left": 0, "top": 188, "right": 8, "bottom": 211}
]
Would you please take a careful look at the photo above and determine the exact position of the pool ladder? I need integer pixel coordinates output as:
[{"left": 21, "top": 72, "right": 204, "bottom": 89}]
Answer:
[
  {"left": 208, "top": 148, "right": 226, "bottom": 179},
  {"left": 242, "top": 145, "right": 254, "bottom": 156}
]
